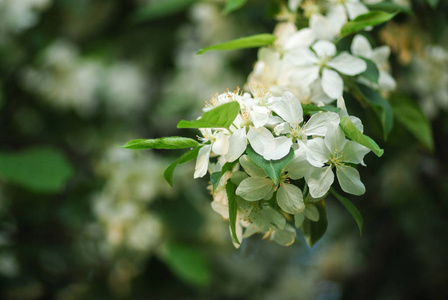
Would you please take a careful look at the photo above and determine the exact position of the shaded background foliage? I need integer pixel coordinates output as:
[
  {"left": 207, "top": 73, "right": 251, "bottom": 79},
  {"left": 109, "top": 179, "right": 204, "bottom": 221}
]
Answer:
[{"left": 0, "top": 0, "right": 447, "bottom": 299}]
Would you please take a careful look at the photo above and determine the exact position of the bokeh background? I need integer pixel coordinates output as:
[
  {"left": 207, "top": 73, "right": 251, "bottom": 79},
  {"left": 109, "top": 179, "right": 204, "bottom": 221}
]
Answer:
[{"left": 1, "top": 0, "right": 448, "bottom": 299}]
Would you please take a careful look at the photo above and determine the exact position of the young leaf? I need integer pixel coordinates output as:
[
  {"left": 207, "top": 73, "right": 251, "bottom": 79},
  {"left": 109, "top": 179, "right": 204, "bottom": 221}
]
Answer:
[
  {"left": 358, "top": 84, "right": 394, "bottom": 139},
  {"left": 366, "top": 1, "right": 413, "bottom": 14},
  {"left": 302, "top": 104, "right": 341, "bottom": 115},
  {"left": 226, "top": 181, "right": 240, "bottom": 245},
  {"left": 246, "top": 146, "right": 294, "bottom": 185},
  {"left": 177, "top": 101, "right": 240, "bottom": 129},
  {"left": 359, "top": 58, "right": 380, "bottom": 83},
  {"left": 339, "top": 116, "right": 384, "bottom": 157},
  {"left": 223, "top": 0, "right": 248, "bottom": 15},
  {"left": 340, "top": 11, "right": 398, "bottom": 37},
  {"left": 300, "top": 200, "right": 328, "bottom": 247},
  {"left": 164, "top": 147, "right": 200, "bottom": 186},
  {"left": 330, "top": 188, "right": 363, "bottom": 236},
  {"left": 163, "top": 243, "right": 211, "bottom": 287},
  {"left": 391, "top": 94, "right": 434, "bottom": 151},
  {"left": 197, "top": 34, "right": 276, "bottom": 55},
  {"left": 122, "top": 137, "right": 198, "bottom": 150},
  {"left": 131, "top": 0, "right": 198, "bottom": 23},
  {"left": 0, "top": 147, "right": 74, "bottom": 193},
  {"left": 210, "top": 172, "right": 222, "bottom": 192}
]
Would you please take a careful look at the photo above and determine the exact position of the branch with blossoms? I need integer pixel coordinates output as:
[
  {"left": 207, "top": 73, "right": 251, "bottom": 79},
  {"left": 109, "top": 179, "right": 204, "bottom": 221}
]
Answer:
[{"left": 122, "top": 0, "right": 416, "bottom": 247}]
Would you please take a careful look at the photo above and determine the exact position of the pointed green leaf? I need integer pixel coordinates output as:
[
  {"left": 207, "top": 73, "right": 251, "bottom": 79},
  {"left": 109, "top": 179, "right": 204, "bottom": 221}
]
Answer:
[
  {"left": 177, "top": 101, "right": 240, "bottom": 129},
  {"left": 226, "top": 181, "right": 240, "bottom": 245},
  {"left": 163, "top": 243, "right": 211, "bottom": 287},
  {"left": 339, "top": 116, "right": 384, "bottom": 157},
  {"left": 359, "top": 58, "right": 380, "bottom": 83},
  {"left": 340, "top": 11, "right": 398, "bottom": 37},
  {"left": 210, "top": 160, "right": 238, "bottom": 192},
  {"left": 391, "top": 94, "right": 434, "bottom": 151},
  {"left": 223, "top": 0, "right": 248, "bottom": 14},
  {"left": 330, "top": 188, "right": 363, "bottom": 236},
  {"left": 0, "top": 147, "right": 74, "bottom": 193},
  {"left": 246, "top": 146, "right": 294, "bottom": 185},
  {"left": 122, "top": 136, "right": 198, "bottom": 150},
  {"left": 366, "top": 1, "right": 413, "bottom": 14},
  {"left": 163, "top": 147, "right": 200, "bottom": 186},
  {"left": 300, "top": 200, "right": 328, "bottom": 247},
  {"left": 197, "top": 34, "right": 276, "bottom": 55},
  {"left": 358, "top": 84, "right": 394, "bottom": 139}
]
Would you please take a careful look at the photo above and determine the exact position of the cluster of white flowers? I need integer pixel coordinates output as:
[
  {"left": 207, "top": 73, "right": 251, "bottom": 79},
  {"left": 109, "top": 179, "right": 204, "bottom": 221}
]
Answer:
[{"left": 22, "top": 40, "right": 147, "bottom": 117}]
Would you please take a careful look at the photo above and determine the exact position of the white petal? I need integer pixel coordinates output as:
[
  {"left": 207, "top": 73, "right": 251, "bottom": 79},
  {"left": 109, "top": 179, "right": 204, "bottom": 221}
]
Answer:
[
  {"left": 345, "top": 2, "right": 369, "bottom": 20},
  {"left": 277, "top": 183, "right": 305, "bottom": 214},
  {"left": 247, "top": 127, "right": 292, "bottom": 160},
  {"left": 284, "top": 28, "right": 315, "bottom": 51},
  {"left": 225, "top": 128, "right": 247, "bottom": 162},
  {"left": 211, "top": 200, "right": 229, "bottom": 219},
  {"left": 310, "top": 14, "right": 339, "bottom": 41},
  {"left": 342, "top": 141, "right": 370, "bottom": 166},
  {"left": 351, "top": 34, "right": 373, "bottom": 58},
  {"left": 236, "top": 177, "right": 275, "bottom": 201},
  {"left": 269, "top": 91, "right": 303, "bottom": 124},
  {"left": 336, "top": 165, "right": 365, "bottom": 195},
  {"left": 349, "top": 116, "right": 364, "bottom": 132},
  {"left": 309, "top": 79, "right": 334, "bottom": 104},
  {"left": 247, "top": 127, "right": 273, "bottom": 158},
  {"left": 271, "top": 224, "right": 296, "bottom": 246},
  {"left": 378, "top": 70, "right": 396, "bottom": 91},
  {"left": 371, "top": 46, "right": 390, "bottom": 65},
  {"left": 194, "top": 145, "right": 212, "bottom": 178},
  {"left": 274, "top": 122, "right": 291, "bottom": 136},
  {"left": 321, "top": 68, "right": 343, "bottom": 99},
  {"left": 289, "top": 65, "right": 320, "bottom": 87},
  {"left": 325, "top": 124, "right": 347, "bottom": 153},
  {"left": 212, "top": 132, "right": 229, "bottom": 155},
  {"left": 284, "top": 48, "right": 319, "bottom": 66},
  {"left": 250, "top": 105, "right": 271, "bottom": 128},
  {"left": 326, "top": 5, "right": 348, "bottom": 33},
  {"left": 328, "top": 52, "right": 367, "bottom": 75},
  {"left": 337, "top": 95, "right": 349, "bottom": 117},
  {"left": 312, "top": 40, "right": 336, "bottom": 58},
  {"left": 239, "top": 155, "right": 266, "bottom": 177},
  {"left": 306, "top": 166, "right": 334, "bottom": 198},
  {"left": 265, "top": 136, "right": 293, "bottom": 160},
  {"left": 284, "top": 148, "right": 311, "bottom": 179},
  {"left": 303, "top": 112, "right": 340, "bottom": 136},
  {"left": 304, "top": 204, "right": 320, "bottom": 221},
  {"left": 303, "top": 138, "right": 330, "bottom": 167}
]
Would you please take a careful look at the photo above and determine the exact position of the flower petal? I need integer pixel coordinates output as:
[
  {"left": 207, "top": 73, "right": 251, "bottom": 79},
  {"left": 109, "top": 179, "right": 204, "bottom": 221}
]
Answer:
[
  {"left": 277, "top": 183, "right": 305, "bottom": 214},
  {"left": 351, "top": 34, "right": 373, "bottom": 58},
  {"left": 342, "top": 141, "right": 370, "bottom": 166},
  {"left": 284, "top": 28, "right": 315, "bottom": 51},
  {"left": 328, "top": 52, "right": 367, "bottom": 75},
  {"left": 225, "top": 128, "right": 247, "bottom": 162},
  {"left": 212, "top": 131, "right": 229, "bottom": 155},
  {"left": 312, "top": 40, "right": 336, "bottom": 58},
  {"left": 379, "top": 70, "right": 396, "bottom": 91},
  {"left": 345, "top": 2, "right": 369, "bottom": 20},
  {"left": 194, "top": 145, "right": 212, "bottom": 178},
  {"left": 236, "top": 177, "right": 275, "bottom": 201},
  {"left": 321, "top": 68, "right": 343, "bottom": 99},
  {"left": 303, "top": 111, "right": 340, "bottom": 137},
  {"left": 302, "top": 138, "right": 330, "bottom": 167},
  {"left": 250, "top": 105, "right": 271, "bottom": 128},
  {"left": 269, "top": 91, "right": 304, "bottom": 124},
  {"left": 284, "top": 148, "right": 311, "bottom": 179},
  {"left": 325, "top": 124, "right": 347, "bottom": 153},
  {"left": 306, "top": 165, "right": 334, "bottom": 198},
  {"left": 239, "top": 155, "right": 266, "bottom": 177},
  {"left": 336, "top": 165, "right": 365, "bottom": 195},
  {"left": 371, "top": 46, "right": 390, "bottom": 65},
  {"left": 284, "top": 48, "right": 319, "bottom": 66},
  {"left": 289, "top": 65, "right": 320, "bottom": 87}
]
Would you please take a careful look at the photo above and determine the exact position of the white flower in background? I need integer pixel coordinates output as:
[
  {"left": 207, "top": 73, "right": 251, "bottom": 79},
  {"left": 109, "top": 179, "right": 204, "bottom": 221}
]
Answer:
[
  {"left": 309, "top": 6, "right": 347, "bottom": 41},
  {"left": 327, "top": 0, "right": 369, "bottom": 21},
  {"left": 286, "top": 40, "right": 367, "bottom": 99},
  {"left": 304, "top": 124, "right": 370, "bottom": 197},
  {"left": 351, "top": 34, "right": 396, "bottom": 91}
]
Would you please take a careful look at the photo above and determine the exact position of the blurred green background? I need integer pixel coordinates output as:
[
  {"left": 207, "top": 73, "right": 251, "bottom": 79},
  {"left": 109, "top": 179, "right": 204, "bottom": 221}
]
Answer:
[{"left": 1, "top": 0, "right": 448, "bottom": 299}]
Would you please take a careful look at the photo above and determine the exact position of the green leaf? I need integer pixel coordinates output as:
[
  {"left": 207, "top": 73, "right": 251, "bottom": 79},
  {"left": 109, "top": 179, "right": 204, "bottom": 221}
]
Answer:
[
  {"left": 360, "top": 58, "right": 380, "bottom": 83},
  {"left": 226, "top": 181, "right": 240, "bottom": 244},
  {"left": 300, "top": 200, "right": 328, "bottom": 247},
  {"left": 177, "top": 101, "right": 240, "bottom": 129},
  {"left": 223, "top": 0, "right": 248, "bottom": 14},
  {"left": 426, "top": 0, "right": 439, "bottom": 9},
  {"left": 302, "top": 104, "right": 341, "bottom": 115},
  {"left": 339, "top": 116, "right": 384, "bottom": 157},
  {"left": 122, "top": 136, "right": 198, "bottom": 150},
  {"left": 358, "top": 84, "right": 394, "bottom": 139},
  {"left": 197, "top": 34, "right": 276, "bottom": 55},
  {"left": 391, "top": 94, "right": 434, "bottom": 151},
  {"left": 366, "top": 1, "right": 413, "bottom": 14},
  {"left": 131, "top": 0, "right": 198, "bottom": 23},
  {"left": 340, "top": 11, "right": 398, "bottom": 37},
  {"left": 163, "top": 243, "right": 211, "bottom": 287},
  {"left": 0, "top": 147, "right": 74, "bottom": 193},
  {"left": 163, "top": 147, "right": 200, "bottom": 186},
  {"left": 210, "top": 172, "right": 221, "bottom": 192},
  {"left": 330, "top": 188, "right": 363, "bottom": 236},
  {"left": 246, "top": 146, "right": 294, "bottom": 185}
]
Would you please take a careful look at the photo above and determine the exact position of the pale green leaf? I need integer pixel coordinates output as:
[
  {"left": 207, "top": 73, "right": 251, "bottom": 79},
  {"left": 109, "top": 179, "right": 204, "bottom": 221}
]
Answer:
[
  {"left": 391, "top": 94, "right": 434, "bottom": 151},
  {"left": 163, "top": 147, "right": 200, "bottom": 186},
  {"left": 197, "top": 34, "right": 276, "bottom": 55},
  {"left": 177, "top": 101, "right": 240, "bottom": 129},
  {"left": 339, "top": 116, "right": 384, "bottom": 157},
  {"left": 360, "top": 58, "right": 380, "bottom": 83},
  {"left": 246, "top": 146, "right": 294, "bottom": 185},
  {"left": 366, "top": 1, "right": 413, "bottom": 14},
  {"left": 330, "top": 188, "right": 363, "bottom": 236},
  {"left": 236, "top": 177, "right": 275, "bottom": 201},
  {"left": 122, "top": 136, "right": 198, "bottom": 150},
  {"left": 223, "top": 0, "right": 248, "bottom": 14},
  {"left": 276, "top": 183, "right": 305, "bottom": 214},
  {"left": 271, "top": 224, "right": 296, "bottom": 246},
  {"left": 0, "top": 147, "right": 74, "bottom": 193},
  {"left": 300, "top": 200, "right": 328, "bottom": 247},
  {"left": 340, "top": 11, "right": 398, "bottom": 37}
]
